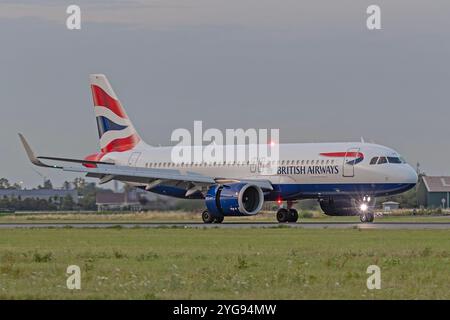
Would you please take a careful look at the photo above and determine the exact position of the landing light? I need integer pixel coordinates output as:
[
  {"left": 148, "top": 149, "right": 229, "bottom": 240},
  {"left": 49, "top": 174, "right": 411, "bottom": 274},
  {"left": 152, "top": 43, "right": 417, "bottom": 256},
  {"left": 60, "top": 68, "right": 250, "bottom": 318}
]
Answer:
[{"left": 360, "top": 203, "right": 368, "bottom": 212}]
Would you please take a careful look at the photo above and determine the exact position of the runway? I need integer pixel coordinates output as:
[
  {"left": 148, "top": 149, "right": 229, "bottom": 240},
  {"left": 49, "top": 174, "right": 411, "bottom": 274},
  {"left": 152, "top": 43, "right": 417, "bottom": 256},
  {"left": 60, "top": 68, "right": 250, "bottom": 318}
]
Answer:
[{"left": 0, "top": 221, "right": 450, "bottom": 229}]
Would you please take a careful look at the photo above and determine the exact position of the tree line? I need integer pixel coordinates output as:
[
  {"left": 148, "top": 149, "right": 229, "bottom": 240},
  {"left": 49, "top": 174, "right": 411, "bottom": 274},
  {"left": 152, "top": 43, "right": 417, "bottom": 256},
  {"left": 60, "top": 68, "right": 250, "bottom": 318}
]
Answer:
[{"left": 0, "top": 177, "right": 102, "bottom": 211}]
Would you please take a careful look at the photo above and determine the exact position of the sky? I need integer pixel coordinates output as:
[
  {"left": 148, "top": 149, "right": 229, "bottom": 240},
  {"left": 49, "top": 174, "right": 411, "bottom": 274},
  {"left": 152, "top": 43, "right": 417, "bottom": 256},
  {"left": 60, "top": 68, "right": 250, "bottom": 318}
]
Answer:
[{"left": 1, "top": 0, "right": 450, "bottom": 188}]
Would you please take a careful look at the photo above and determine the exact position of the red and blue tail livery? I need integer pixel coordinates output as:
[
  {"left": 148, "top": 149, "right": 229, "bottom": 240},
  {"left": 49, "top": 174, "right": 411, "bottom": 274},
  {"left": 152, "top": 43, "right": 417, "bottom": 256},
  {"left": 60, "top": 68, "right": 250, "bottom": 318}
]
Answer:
[{"left": 90, "top": 74, "right": 141, "bottom": 153}]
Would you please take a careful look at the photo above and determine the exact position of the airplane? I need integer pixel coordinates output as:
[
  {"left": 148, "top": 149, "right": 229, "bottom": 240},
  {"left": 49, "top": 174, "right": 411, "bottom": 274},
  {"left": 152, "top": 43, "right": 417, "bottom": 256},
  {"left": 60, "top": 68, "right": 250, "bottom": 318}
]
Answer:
[{"left": 19, "top": 74, "right": 418, "bottom": 224}]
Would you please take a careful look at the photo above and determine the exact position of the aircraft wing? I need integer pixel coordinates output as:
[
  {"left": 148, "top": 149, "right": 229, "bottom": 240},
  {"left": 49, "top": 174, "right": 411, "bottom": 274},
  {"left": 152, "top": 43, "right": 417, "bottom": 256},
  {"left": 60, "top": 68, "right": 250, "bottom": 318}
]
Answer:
[
  {"left": 19, "top": 134, "right": 273, "bottom": 192},
  {"left": 65, "top": 163, "right": 216, "bottom": 184}
]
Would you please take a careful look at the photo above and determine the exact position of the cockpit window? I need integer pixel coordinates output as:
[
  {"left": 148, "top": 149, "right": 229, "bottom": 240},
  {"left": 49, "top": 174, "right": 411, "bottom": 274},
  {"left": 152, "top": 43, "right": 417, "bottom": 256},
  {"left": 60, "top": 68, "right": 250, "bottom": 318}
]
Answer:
[
  {"left": 377, "top": 157, "right": 387, "bottom": 164},
  {"left": 370, "top": 157, "right": 378, "bottom": 165},
  {"left": 387, "top": 157, "right": 402, "bottom": 164}
]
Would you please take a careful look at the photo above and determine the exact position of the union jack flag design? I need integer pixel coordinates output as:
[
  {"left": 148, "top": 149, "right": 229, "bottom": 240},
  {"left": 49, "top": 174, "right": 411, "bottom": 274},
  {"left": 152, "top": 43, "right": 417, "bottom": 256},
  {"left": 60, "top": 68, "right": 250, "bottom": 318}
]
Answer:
[{"left": 90, "top": 74, "right": 141, "bottom": 153}]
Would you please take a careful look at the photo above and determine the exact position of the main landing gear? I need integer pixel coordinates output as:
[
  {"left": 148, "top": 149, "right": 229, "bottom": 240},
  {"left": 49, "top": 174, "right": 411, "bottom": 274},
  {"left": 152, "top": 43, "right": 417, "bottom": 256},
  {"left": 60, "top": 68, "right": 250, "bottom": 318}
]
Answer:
[
  {"left": 202, "top": 210, "right": 224, "bottom": 224},
  {"left": 276, "top": 200, "right": 299, "bottom": 223}
]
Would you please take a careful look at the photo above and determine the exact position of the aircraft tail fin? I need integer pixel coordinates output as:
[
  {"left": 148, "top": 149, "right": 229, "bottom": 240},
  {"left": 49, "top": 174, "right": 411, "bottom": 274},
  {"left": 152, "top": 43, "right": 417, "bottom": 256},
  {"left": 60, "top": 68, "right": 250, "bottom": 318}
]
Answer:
[{"left": 90, "top": 74, "right": 146, "bottom": 152}]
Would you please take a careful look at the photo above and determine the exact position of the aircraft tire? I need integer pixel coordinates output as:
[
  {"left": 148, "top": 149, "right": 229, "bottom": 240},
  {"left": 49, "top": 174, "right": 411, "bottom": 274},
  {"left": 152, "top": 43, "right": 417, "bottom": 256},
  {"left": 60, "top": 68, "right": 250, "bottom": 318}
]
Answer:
[
  {"left": 276, "top": 208, "right": 289, "bottom": 223},
  {"left": 202, "top": 210, "right": 215, "bottom": 224},
  {"left": 214, "top": 216, "right": 224, "bottom": 223},
  {"left": 288, "top": 209, "right": 299, "bottom": 223},
  {"left": 360, "top": 213, "right": 367, "bottom": 223},
  {"left": 360, "top": 212, "right": 374, "bottom": 223}
]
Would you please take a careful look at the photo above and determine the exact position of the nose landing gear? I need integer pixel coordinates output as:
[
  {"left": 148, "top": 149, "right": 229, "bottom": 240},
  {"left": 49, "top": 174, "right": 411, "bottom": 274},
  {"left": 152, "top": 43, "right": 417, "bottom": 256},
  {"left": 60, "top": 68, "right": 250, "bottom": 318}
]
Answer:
[
  {"left": 360, "top": 211, "right": 374, "bottom": 223},
  {"left": 359, "top": 196, "right": 375, "bottom": 223}
]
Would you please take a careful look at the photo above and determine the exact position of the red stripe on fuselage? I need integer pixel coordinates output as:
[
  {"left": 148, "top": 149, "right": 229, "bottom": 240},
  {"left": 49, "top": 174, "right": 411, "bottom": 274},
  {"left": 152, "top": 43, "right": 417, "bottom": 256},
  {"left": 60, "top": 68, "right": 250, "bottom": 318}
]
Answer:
[
  {"left": 91, "top": 84, "right": 127, "bottom": 118},
  {"left": 320, "top": 152, "right": 364, "bottom": 159}
]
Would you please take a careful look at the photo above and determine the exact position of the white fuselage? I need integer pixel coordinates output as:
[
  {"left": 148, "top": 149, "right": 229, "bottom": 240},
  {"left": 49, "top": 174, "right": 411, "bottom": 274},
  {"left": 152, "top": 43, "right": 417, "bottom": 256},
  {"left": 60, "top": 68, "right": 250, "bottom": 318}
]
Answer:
[{"left": 99, "top": 141, "right": 418, "bottom": 200}]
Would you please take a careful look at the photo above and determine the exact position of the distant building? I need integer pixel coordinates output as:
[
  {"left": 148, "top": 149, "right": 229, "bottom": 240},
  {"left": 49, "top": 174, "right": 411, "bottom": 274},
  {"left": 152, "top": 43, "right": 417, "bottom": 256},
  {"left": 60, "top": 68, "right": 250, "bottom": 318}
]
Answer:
[
  {"left": 382, "top": 201, "right": 399, "bottom": 211},
  {"left": 96, "top": 188, "right": 176, "bottom": 211},
  {"left": 417, "top": 176, "right": 450, "bottom": 209},
  {"left": 96, "top": 191, "right": 141, "bottom": 211},
  {"left": 0, "top": 188, "right": 78, "bottom": 204}
]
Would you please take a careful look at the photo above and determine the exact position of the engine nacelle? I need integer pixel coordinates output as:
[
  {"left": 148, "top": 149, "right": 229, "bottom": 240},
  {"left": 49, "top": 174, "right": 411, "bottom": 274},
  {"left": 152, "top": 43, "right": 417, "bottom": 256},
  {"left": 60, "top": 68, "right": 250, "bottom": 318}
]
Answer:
[
  {"left": 319, "top": 198, "right": 359, "bottom": 216},
  {"left": 205, "top": 183, "right": 264, "bottom": 216}
]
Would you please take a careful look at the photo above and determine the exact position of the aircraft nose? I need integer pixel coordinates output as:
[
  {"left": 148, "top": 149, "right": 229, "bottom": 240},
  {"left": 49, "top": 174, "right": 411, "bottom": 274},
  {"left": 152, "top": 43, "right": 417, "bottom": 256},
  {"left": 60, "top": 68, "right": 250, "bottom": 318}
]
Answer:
[{"left": 405, "top": 164, "right": 418, "bottom": 184}]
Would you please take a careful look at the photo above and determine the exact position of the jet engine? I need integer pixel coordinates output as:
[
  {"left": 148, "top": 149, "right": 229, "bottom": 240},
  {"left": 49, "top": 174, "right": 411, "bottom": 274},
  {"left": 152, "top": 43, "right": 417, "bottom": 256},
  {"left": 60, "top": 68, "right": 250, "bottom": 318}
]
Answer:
[{"left": 205, "top": 183, "right": 264, "bottom": 216}]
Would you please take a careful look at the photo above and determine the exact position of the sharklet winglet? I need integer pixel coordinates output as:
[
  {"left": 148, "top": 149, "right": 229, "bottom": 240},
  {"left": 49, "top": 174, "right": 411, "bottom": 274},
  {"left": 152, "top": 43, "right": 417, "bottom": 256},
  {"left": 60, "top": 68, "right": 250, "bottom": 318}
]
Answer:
[{"left": 18, "top": 133, "right": 61, "bottom": 168}]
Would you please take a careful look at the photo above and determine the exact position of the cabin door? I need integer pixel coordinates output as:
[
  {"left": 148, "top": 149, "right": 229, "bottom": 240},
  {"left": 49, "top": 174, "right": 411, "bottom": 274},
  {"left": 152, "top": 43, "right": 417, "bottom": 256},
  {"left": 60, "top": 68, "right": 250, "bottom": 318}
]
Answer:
[{"left": 342, "top": 148, "right": 359, "bottom": 177}]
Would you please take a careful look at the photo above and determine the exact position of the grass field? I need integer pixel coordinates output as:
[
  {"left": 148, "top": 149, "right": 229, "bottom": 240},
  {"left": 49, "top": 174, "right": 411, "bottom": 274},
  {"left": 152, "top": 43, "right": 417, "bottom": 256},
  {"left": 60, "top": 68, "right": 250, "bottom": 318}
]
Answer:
[{"left": 0, "top": 227, "right": 449, "bottom": 299}]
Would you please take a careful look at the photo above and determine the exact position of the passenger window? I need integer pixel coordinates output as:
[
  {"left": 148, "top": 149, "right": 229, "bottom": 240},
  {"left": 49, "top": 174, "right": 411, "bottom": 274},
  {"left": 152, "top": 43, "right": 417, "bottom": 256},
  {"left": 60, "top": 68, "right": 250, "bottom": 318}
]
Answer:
[
  {"left": 370, "top": 157, "right": 378, "bottom": 165},
  {"left": 377, "top": 157, "right": 387, "bottom": 164},
  {"left": 387, "top": 157, "right": 402, "bottom": 164}
]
